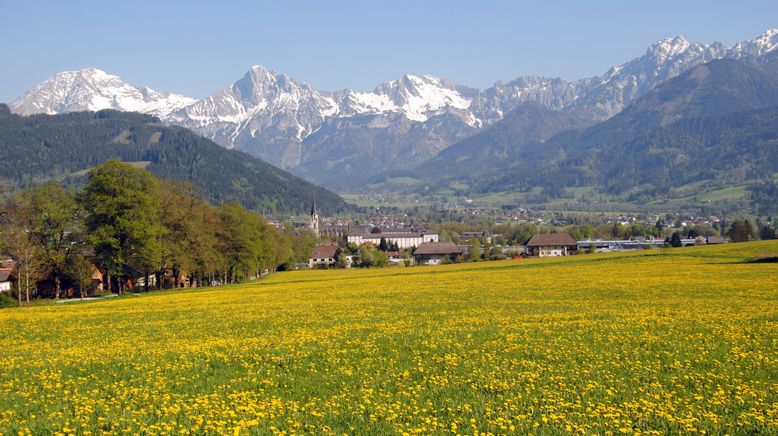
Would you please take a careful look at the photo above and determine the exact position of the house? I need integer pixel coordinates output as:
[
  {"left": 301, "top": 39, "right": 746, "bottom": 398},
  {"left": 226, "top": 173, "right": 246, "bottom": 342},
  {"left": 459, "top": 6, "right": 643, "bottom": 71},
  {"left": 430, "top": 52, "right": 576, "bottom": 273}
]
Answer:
[
  {"left": 0, "top": 270, "right": 12, "bottom": 293},
  {"left": 526, "top": 233, "right": 578, "bottom": 257},
  {"left": 348, "top": 228, "right": 439, "bottom": 249},
  {"left": 413, "top": 242, "right": 463, "bottom": 265},
  {"left": 309, "top": 244, "right": 340, "bottom": 269}
]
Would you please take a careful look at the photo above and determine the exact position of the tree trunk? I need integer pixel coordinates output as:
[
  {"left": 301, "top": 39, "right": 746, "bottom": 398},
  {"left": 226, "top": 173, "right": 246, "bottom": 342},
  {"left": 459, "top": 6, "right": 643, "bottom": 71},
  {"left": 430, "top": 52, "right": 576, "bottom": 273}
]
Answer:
[
  {"left": 80, "top": 284, "right": 84, "bottom": 301},
  {"left": 144, "top": 268, "right": 150, "bottom": 292},
  {"left": 54, "top": 274, "right": 61, "bottom": 300},
  {"left": 174, "top": 267, "right": 180, "bottom": 288},
  {"left": 105, "top": 271, "right": 112, "bottom": 293},
  {"left": 24, "top": 266, "right": 30, "bottom": 305},
  {"left": 17, "top": 281, "right": 22, "bottom": 307}
]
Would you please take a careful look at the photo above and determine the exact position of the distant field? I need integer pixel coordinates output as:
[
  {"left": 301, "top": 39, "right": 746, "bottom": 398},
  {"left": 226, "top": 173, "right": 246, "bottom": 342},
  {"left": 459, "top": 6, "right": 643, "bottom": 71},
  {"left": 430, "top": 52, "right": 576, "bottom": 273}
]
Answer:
[{"left": 0, "top": 242, "right": 776, "bottom": 434}]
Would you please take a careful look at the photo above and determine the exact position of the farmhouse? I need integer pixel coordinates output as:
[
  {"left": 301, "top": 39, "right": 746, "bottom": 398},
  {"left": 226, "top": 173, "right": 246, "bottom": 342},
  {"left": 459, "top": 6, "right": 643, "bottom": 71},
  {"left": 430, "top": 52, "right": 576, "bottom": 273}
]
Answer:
[
  {"left": 309, "top": 244, "right": 339, "bottom": 269},
  {"left": 413, "top": 242, "right": 462, "bottom": 265},
  {"left": 0, "top": 270, "right": 11, "bottom": 293},
  {"left": 526, "top": 233, "right": 578, "bottom": 257},
  {"left": 348, "top": 229, "right": 439, "bottom": 249}
]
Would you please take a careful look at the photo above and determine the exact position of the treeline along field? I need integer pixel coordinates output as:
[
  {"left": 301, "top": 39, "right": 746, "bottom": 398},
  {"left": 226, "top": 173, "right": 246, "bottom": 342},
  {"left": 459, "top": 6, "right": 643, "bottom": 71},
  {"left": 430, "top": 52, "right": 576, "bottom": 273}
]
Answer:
[
  {"left": 0, "top": 159, "right": 318, "bottom": 303},
  {"left": 0, "top": 241, "right": 776, "bottom": 434}
]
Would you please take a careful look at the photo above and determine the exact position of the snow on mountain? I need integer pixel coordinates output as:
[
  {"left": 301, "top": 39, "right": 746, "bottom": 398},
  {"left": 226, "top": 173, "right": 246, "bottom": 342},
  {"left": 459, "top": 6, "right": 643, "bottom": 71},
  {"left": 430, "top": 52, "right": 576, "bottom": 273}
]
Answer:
[
  {"left": 730, "top": 28, "right": 778, "bottom": 59},
  {"left": 9, "top": 68, "right": 195, "bottom": 118},
  {"left": 334, "top": 74, "right": 479, "bottom": 128},
  {"left": 8, "top": 29, "right": 778, "bottom": 179},
  {"left": 166, "top": 67, "right": 481, "bottom": 167}
]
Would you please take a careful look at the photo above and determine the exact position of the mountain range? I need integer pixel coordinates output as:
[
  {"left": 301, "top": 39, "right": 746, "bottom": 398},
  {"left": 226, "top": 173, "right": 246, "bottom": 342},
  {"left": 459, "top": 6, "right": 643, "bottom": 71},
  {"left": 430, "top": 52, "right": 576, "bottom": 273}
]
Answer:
[
  {"left": 9, "top": 30, "right": 778, "bottom": 192},
  {"left": 412, "top": 59, "right": 778, "bottom": 214}
]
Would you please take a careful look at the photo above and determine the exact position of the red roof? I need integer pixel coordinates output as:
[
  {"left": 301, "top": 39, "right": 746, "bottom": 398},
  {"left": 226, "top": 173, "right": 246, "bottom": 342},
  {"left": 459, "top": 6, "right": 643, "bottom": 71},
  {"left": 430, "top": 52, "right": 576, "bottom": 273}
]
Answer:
[
  {"left": 525, "top": 233, "right": 578, "bottom": 247},
  {"left": 309, "top": 244, "right": 338, "bottom": 259}
]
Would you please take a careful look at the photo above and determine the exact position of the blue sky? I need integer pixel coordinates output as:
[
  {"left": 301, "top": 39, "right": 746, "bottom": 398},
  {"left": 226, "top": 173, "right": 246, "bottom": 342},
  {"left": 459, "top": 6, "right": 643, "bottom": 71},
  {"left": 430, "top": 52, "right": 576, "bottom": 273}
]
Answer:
[{"left": 2, "top": 0, "right": 777, "bottom": 102}]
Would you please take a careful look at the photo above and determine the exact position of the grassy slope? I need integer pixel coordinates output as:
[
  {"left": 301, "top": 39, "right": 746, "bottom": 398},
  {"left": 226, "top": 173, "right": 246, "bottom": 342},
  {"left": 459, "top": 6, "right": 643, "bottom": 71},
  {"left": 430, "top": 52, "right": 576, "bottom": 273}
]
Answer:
[{"left": 0, "top": 242, "right": 776, "bottom": 434}]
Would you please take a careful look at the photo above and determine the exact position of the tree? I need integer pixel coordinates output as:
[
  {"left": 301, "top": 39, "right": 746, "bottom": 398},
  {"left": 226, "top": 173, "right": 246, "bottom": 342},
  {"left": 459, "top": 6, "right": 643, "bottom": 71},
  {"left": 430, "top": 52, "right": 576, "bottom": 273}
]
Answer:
[
  {"left": 670, "top": 232, "right": 683, "bottom": 248},
  {"left": 378, "top": 237, "right": 389, "bottom": 252},
  {"left": 470, "top": 238, "right": 481, "bottom": 262},
  {"left": 79, "top": 160, "right": 163, "bottom": 294},
  {"left": 726, "top": 219, "right": 755, "bottom": 242},
  {"left": 66, "top": 252, "right": 95, "bottom": 300},
  {"left": 758, "top": 223, "right": 776, "bottom": 240},
  {"left": 654, "top": 219, "right": 664, "bottom": 237},
  {"left": 1, "top": 196, "right": 43, "bottom": 305},
  {"left": 20, "top": 183, "right": 82, "bottom": 299},
  {"left": 158, "top": 181, "right": 215, "bottom": 288},
  {"left": 216, "top": 203, "right": 263, "bottom": 282},
  {"left": 335, "top": 250, "right": 349, "bottom": 269},
  {"left": 358, "top": 244, "right": 388, "bottom": 268},
  {"left": 482, "top": 239, "right": 492, "bottom": 261}
]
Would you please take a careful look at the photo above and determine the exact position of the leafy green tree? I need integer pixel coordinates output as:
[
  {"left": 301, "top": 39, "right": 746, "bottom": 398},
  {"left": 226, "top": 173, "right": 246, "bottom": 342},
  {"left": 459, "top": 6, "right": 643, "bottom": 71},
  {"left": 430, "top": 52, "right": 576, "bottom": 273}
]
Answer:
[
  {"left": 287, "top": 225, "right": 318, "bottom": 264},
  {"left": 470, "top": 238, "right": 481, "bottom": 262},
  {"left": 66, "top": 251, "right": 96, "bottom": 300},
  {"left": 79, "top": 160, "right": 163, "bottom": 294},
  {"left": 20, "top": 183, "right": 82, "bottom": 299},
  {"left": 670, "top": 232, "right": 683, "bottom": 248},
  {"left": 358, "top": 244, "right": 388, "bottom": 268},
  {"left": 654, "top": 219, "right": 664, "bottom": 237},
  {"left": 158, "top": 180, "right": 221, "bottom": 288},
  {"left": 216, "top": 203, "right": 264, "bottom": 282},
  {"left": 726, "top": 219, "right": 755, "bottom": 242}
]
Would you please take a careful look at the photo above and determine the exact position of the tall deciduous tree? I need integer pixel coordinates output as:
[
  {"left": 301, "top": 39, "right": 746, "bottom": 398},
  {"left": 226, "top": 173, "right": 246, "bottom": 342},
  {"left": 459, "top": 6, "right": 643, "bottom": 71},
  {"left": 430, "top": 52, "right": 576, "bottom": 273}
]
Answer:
[
  {"left": 79, "top": 160, "right": 163, "bottom": 295},
  {"left": 216, "top": 203, "right": 263, "bottom": 283},
  {"left": 726, "top": 219, "right": 755, "bottom": 242},
  {"left": 1, "top": 196, "right": 42, "bottom": 305},
  {"left": 21, "top": 183, "right": 81, "bottom": 299}
]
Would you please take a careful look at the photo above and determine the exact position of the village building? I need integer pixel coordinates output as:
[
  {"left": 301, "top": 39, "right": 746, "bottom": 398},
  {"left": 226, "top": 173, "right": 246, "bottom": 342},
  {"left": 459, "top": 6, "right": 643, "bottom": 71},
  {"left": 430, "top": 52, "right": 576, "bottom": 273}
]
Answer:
[
  {"left": 0, "top": 270, "right": 12, "bottom": 293},
  {"left": 348, "top": 229, "right": 439, "bottom": 249},
  {"left": 413, "top": 242, "right": 463, "bottom": 265},
  {"left": 309, "top": 244, "right": 339, "bottom": 269},
  {"left": 578, "top": 238, "right": 666, "bottom": 252},
  {"left": 526, "top": 233, "right": 579, "bottom": 257}
]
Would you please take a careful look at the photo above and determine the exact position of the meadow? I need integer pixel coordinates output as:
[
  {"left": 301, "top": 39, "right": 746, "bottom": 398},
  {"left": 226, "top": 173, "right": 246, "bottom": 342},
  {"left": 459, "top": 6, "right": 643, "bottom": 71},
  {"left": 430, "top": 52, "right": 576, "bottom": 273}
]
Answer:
[{"left": 0, "top": 241, "right": 776, "bottom": 435}]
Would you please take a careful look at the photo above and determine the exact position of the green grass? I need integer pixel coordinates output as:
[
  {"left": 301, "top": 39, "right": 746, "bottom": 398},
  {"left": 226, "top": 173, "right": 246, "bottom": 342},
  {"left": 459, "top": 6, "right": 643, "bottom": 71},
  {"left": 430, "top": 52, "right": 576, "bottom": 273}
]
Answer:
[
  {"left": 696, "top": 184, "right": 749, "bottom": 202},
  {"left": 0, "top": 242, "right": 776, "bottom": 434}
]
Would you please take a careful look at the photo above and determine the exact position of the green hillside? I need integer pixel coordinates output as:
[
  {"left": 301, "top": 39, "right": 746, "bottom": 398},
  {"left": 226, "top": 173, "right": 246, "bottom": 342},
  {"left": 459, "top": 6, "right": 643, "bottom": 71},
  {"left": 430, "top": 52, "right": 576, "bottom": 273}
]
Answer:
[{"left": 0, "top": 105, "right": 351, "bottom": 215}]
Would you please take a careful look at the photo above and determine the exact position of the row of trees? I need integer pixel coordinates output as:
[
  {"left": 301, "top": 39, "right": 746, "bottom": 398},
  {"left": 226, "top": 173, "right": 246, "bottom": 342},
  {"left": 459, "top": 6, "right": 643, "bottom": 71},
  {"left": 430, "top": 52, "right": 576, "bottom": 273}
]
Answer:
[{"left": 0, "top": 160, "right": 315, "bottom": 305}]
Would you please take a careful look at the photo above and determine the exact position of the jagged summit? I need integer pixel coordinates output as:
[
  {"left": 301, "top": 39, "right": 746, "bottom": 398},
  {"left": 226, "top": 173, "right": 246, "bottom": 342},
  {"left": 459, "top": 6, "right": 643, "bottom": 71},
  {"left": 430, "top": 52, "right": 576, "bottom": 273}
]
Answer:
[{"left": 9, "top": 68, "right": 195, "bottom": 117}]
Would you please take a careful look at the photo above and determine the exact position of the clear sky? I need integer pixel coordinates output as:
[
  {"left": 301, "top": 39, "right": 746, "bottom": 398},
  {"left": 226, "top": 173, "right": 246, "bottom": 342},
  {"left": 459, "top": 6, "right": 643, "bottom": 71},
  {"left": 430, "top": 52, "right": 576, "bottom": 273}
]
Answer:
[{"left": 2, "top": 0, "right": 777, "bottom": 102}]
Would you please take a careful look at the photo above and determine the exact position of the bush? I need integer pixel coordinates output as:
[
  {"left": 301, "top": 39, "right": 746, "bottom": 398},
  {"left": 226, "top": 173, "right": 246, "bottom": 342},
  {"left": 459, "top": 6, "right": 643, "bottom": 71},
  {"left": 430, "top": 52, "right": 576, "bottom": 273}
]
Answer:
[{"left": 0, "top": 293, "right": 18, "bottom": 309}]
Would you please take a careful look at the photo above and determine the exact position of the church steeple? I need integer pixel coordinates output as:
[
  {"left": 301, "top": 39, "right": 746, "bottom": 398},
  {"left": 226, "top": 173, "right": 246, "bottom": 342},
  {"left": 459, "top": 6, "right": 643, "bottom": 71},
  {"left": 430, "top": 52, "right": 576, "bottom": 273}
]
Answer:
[{"left": 309, "top": 191, "right": 319, "bottom": 238}]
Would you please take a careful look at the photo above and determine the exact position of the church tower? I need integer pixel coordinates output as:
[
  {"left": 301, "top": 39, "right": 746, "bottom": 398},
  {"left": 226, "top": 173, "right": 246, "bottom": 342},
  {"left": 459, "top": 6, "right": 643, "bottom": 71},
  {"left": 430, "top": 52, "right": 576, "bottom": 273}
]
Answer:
[{"left": 309, "top": 192, "right": 319, "bottom": 238}]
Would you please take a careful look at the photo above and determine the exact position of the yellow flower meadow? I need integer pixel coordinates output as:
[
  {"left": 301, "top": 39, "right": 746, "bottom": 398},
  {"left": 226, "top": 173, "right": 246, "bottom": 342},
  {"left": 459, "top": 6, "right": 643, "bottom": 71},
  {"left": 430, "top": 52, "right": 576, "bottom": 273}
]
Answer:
[{"left": 0, "top": 241, "right": 776, "bottom": 434}]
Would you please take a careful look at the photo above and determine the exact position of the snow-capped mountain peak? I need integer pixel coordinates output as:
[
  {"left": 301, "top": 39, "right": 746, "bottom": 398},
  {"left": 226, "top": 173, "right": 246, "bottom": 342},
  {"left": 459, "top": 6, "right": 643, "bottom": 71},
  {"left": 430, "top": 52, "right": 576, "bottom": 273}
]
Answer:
[
  {"left": 9, "top": 68, "right": 195, "bottom": 117},
  {"left": 648, "top": 35, "right": 691, "bottom": 63},
  {"left": 748, "top": 28, "right": 778, "bottom": 56}
]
